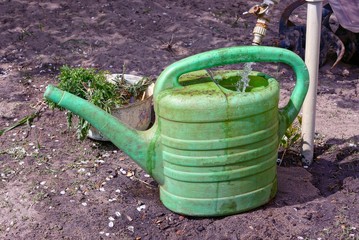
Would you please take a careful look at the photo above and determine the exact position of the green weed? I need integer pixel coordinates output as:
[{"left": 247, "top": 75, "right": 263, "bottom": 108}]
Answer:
[
  {"left": 278, "top": 115, "right": 302, "bottom": 164},
  {"left": 47, "top": 66, "right": 153, "bottom": 140}
]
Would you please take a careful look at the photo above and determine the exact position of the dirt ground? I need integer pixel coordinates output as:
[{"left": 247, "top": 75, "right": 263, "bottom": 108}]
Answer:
[{"left": 0, "top": 0, "right": 358, "bottom": 239}]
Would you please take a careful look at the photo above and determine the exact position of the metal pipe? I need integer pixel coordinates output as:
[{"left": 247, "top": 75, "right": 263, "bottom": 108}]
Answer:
[
  {"left": 252, "top": 17, "right": 269, "bottom": 45},
  {"left": 301, "top": 0, "right": 323, "bottom": 165}
]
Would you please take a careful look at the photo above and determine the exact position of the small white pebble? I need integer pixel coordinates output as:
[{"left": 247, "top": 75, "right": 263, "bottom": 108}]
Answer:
[
  {"left": 115, "top": 189, "right": 121, "bottom": 193},
  {"left": 99, "top": 231, "right": 104, "bottom": 235},
  {"left": 99, "top": 187, "right": 105, "bottom": 192},
  {"left": 115, "top": 211, "right": 121, "bottom": 217},
  {"left": 108, "top": 221, "right": 114, "bottom": 228},
  {"left": 144, "top": 174, "right": 150, "bottom": 178},
  {"left": 127, "top": 226, "right": 134, "bottom": 232},
  {"left": 109, "top": 216, "right": 115, "bottom": 221},
  {"left": 105, "top": 233, "right": 110, "bottom": 236},
  {"left": 60, "top": 190, "right": 66, "bottom": 195},
  {"left": 136, "top": 205, "right": 146, "bottom": 212},
  {"left": 40, "top": 181, "right": 46, "bottom": 185},
  {"left": 81, "top": 202, "right": 87, "bottom": 206},
  {"left": 342, "top": 69, "right": 350, "bottom": 77}
]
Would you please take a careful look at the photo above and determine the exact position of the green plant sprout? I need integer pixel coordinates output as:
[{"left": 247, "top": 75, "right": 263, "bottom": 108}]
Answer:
[
  {"left": 47, "top": 66, "right": 153, "bottom": 140},
  {"left": 278, "top": 115, "right": 303, "bottom": 165}
]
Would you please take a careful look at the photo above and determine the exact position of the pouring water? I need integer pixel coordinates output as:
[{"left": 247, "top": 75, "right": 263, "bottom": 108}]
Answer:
[
  {"left": 206, "top": 62, "right": 255, "bottom": 93},
  {"left": 237, "top": 62, "right": 255, "bottom": 92}
]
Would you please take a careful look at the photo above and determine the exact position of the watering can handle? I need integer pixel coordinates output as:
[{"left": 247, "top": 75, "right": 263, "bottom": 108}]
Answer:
[{"left": 154, "top": 46, "right": 309, "bottom": 133}]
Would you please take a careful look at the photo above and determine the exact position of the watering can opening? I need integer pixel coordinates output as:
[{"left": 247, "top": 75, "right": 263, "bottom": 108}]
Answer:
[{"left": 177, "top": 70, "right": 271, "bottom": 93}]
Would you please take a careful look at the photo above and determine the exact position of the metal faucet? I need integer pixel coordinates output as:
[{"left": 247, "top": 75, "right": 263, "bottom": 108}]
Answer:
[{"left": 244, "top": 0, "right": 279, "bottom": 45}]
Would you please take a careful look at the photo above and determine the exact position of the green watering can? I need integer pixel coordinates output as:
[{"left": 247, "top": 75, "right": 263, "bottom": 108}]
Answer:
[{"left": 44, "top": 46, "right": 309, "bottom": 216}]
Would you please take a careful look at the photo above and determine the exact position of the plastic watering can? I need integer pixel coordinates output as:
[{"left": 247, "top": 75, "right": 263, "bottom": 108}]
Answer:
[{"left": 44, "top": 46, "right": 309, "bottom": 216}]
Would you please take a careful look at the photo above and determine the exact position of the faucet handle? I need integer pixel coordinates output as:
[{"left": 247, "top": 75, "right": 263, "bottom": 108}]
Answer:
[{"left": 243, "top": 4, "right": 270, "bottom": 16}]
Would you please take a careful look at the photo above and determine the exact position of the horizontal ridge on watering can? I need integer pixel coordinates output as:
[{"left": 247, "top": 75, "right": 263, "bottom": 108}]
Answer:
[{"left": 44, "top": 46, "right": 309, "bottom": 216}]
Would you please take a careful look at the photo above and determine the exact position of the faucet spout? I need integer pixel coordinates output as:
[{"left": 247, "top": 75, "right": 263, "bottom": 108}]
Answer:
[{"left": 252, "top": 17, "right": 269, "bottom": 45}]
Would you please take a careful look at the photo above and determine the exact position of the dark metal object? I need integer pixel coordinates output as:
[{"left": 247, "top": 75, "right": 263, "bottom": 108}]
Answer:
[
  {"left": 323, "top": 3, "right": 359, "bottom": 64},
  {"left": 278, "top": 0, "right": 349, "bottom": 68}
]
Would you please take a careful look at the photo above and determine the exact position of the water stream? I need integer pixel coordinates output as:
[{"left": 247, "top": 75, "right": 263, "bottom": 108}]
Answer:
[
  {"left": 206, "top": 62, "right": 255, "bottom": 93},
  {"left": 236, "top": 62, "right": 255, "bottom": 92}
]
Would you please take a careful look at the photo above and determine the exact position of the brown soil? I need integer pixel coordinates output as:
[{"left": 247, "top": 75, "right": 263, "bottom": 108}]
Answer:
[{"left": 1, "top": 0, "right": 358, "bottom": 239}]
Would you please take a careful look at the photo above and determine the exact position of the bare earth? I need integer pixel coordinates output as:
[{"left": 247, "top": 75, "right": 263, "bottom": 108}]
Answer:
[{"left": 0, "top": 0, "right": 358, "bottom": 239}]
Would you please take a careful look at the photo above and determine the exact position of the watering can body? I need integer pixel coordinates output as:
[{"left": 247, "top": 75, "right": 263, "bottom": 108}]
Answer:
[
  {"left": 156, "top": 70, "right": 280, "bottom": 215},
  {"left": 44, "top": 46, "right": 309, "bottom": 216}
]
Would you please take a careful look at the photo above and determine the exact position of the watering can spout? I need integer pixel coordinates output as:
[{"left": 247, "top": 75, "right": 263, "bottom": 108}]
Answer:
[{"left": 44, "top": 85, "right": 163, "bottom": 183}]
